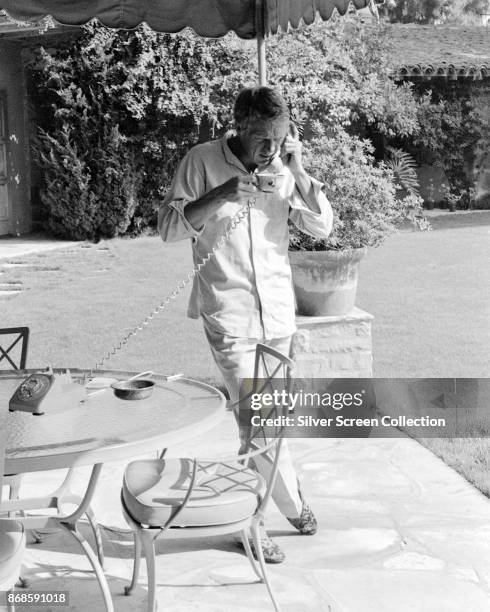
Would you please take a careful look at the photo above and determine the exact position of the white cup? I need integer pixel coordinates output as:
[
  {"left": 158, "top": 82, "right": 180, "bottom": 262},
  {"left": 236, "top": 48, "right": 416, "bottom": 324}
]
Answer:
[{"left": 256, "top": 173, "right": 284, "bottom": 193}]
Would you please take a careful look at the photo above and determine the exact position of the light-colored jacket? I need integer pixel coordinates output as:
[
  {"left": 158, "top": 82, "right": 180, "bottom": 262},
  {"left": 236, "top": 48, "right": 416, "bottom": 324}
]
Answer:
[{"left": 158, "top": 137, "right": 333, "bottom": 339}]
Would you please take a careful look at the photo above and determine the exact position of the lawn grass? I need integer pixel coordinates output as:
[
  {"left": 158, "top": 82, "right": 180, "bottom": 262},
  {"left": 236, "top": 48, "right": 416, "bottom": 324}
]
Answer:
[
  {"left": 357, "top": 211, "right": 490, "bottom": 378},
  {"left": 1, "top": 237, "right": 225, "bottom": 390},
  {"left": 357, "top": 211, "right": 490, "bottom": 496},
  {"left": 374, "top": 376, "right": 490, "bottom": 498},
  {"left": 420, "top": 437, "right": 490, "bottom": 498},
  {"left": 2, "top": 211, "right": 490, "bottom": 495}
]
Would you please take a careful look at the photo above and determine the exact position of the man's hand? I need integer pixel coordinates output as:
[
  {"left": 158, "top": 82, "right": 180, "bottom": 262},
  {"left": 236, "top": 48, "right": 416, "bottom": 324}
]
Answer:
[
  {"left": 281, "top": 123, "right": 304, "bottom": 175},
  {"left": 281, "top": 123, "right": 321, "bottom": 214},
  {"left": 213, "top": 176, "right": 258, "bottom": 204},
  {"left": 182, "top": 175, "right": 257, "bottom": 231}
]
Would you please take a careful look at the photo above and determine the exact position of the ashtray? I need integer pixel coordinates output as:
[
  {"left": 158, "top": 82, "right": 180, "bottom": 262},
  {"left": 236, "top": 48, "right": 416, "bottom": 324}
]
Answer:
[{"left": 111, "top": 379, "right": 155, "bottom": 400}]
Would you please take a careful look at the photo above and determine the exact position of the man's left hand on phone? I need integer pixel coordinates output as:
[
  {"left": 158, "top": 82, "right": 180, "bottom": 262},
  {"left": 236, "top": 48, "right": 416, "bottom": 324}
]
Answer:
[{"left": 281, "top": 122, "right": 304, "bottom": 174}]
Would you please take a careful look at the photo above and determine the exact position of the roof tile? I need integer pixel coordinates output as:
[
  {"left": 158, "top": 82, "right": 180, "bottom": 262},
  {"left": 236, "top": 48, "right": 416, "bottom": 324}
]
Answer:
[{"left": 385, "top": 24, "right": 490, "bottom": 79}]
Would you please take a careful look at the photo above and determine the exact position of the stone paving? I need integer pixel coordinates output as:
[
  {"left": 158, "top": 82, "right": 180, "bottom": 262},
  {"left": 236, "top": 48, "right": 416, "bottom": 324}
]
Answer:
[
  {"left": 10, "top": 412, "right": 490, "bottom": 612},
  {"left": 0, "top": 236, "right": 79, "bottom": 261},
  {"left": 0, "top": 236, "right": 79, "bottom": 298}
]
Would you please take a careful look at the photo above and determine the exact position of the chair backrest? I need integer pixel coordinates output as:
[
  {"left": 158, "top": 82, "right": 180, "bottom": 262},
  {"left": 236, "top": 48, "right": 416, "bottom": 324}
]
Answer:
[
  {"left": 0, "top": 327, "right": 29, "bottom": 370},
  {"left": 157, "top": 343, "right": 295, "bottom": 530},
  {"left": 243, "top": 343, "right": 295, "bottom": 519},
  {"left": 244, "top": 342, "right": 294, "bottom": 445}
]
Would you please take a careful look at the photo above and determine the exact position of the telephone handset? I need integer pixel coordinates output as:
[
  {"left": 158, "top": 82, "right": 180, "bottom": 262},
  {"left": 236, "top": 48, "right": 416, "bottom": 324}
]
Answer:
[
  {"left": 254, "top": 122, "right": 297, "bottom": 193},
  {"left": 9, "top": 367, "right": 85, "bottom": 415},
  {"left": 280, "top": 121, "right": 298, "bottom": 164}
]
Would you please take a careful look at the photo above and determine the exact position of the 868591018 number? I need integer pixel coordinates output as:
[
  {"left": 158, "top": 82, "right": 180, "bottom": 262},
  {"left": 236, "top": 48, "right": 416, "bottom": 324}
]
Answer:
[{"left": 3, "top": 591, "right": 69, "bottom": 606}]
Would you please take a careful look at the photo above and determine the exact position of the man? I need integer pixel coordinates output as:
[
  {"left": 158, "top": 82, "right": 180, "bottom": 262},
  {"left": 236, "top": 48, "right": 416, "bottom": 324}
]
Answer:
[{"left": 158, "top": 87, "right": 333, "bottom": 562}]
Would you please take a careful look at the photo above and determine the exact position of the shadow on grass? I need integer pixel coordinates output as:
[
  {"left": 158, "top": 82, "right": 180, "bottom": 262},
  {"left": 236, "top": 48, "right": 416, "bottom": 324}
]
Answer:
[{"left": 427, "top": 211, "right": 490, "bottom": 231}]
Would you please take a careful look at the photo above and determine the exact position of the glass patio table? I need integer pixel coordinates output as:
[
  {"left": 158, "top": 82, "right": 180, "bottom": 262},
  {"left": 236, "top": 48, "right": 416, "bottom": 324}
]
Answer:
[{"left": 0, "top": 368, "right": 226, "bottom": 612}]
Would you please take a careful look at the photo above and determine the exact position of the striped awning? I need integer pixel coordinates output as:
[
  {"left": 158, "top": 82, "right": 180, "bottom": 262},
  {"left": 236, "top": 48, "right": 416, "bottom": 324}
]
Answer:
[{"left": 0, "top": 0, "right": 369, "bottom": 39}]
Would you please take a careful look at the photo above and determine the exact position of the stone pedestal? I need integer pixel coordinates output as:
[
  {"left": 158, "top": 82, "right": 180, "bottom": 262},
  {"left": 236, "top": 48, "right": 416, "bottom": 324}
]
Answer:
[{"left": 291, "top": 307, "right": 374, "bottom": 378}]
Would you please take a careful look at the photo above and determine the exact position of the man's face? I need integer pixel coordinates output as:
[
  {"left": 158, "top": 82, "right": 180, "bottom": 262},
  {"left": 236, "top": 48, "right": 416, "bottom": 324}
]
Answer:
[{"left": 238, "top": 117, "right": 289, "bottom": 168}]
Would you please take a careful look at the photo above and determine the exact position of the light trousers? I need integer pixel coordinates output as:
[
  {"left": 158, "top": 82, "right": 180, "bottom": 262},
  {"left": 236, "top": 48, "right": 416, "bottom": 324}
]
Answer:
[{"left": 203, "top": 319, "right": 302, "bottom": 519}]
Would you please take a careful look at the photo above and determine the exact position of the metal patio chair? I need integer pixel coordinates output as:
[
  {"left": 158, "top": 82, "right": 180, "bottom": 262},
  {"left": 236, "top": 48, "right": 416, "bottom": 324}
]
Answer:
[
  {"left": 121, "top": 343, "right": 294, "bottom": 612},
  {"left": 0, "top": 432, "right": 26, "bottom": 612},
  {"left": 0, "top": 328, "right": 29, "bottom": 371}
]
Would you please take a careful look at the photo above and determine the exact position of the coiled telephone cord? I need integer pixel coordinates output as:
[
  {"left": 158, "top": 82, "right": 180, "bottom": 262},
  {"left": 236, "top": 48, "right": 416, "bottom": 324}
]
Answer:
[{"left": 90, "top": 199, "right": 254, "bottom": 376}]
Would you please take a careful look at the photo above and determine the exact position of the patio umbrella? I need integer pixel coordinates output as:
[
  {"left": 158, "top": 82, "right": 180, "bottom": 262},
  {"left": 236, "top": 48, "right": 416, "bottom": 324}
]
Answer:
[{"left": 0, "top": 0, "right": 370, "bottom": 84}]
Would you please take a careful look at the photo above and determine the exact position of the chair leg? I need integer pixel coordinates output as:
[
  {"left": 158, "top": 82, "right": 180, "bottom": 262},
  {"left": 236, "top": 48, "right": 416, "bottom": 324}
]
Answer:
[
  {"left": 250, "top": 522, "right": 282, "bottom": 612},
  {"left": 139, "top": 529, "right": 159, "bottom": 612},
  {"left": 239, "top": 529, "right": 263, "bottom": 581},
  {"left": 8, "top": 476, "right": 43, "bottom": 544},
  {"left": 14, "top": 577, "right": 29, "bottom": 589},
  {"left": 29, "top": 527, "right": 43, "bottom": 544},
  {"left": 8, "top": 476, "right": 22, "bottom": 518},
  {"left": 84, "top": 507, "right": 105, "bottom": 569},
  {"left": 124, "top": 531, "right": 142, "bottom": 596},
  {"left": 62, "top": 522, "right": 114, "bottom": 612}
]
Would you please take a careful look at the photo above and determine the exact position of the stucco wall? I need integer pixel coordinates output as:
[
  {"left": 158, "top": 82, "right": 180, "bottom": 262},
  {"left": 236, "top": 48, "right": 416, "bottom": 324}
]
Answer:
[
  {"left": 0, "top": 42, "right": 31, "bottom": 235},
  {"left": 416, "top": 164, "right": 450, "bottom": 205}
]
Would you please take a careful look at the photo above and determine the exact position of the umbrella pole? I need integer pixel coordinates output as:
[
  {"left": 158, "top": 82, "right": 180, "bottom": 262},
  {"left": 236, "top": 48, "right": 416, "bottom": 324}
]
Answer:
[
  {"left": 256, "top": 0, "right": 267, "bottom": 85},
  {"left": 257, "top": 34, "right": 266, "bottom": 85}
]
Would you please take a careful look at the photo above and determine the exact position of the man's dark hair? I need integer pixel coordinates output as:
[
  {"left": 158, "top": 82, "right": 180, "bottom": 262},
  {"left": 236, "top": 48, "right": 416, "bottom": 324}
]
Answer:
[{"left": 234, "top": 87, "right": 289, "bottom": 128}]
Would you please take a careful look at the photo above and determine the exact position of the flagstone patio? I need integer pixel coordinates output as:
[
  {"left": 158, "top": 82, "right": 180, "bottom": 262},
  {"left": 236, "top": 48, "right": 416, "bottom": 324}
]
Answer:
[{"left": 10, "top": 411, "right": 490, "bottom": 612}]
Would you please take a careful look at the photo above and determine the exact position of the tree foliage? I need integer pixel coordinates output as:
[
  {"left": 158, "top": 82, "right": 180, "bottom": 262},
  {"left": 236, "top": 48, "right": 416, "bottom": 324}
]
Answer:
[
  {"left": 410, "top": 81, "right": 490, "bottom": 207},
  {"left": 27, "top": 17, "right": 425, "bottom": 240},
  {"left": 266, "top": 19, "right": 419, "bottom": 139},
  {"left": 384, "top": 0, "right": 490, "bottom": 24},
  {"left": 27, "top": 23, "right": 254, "bottom": 239}
]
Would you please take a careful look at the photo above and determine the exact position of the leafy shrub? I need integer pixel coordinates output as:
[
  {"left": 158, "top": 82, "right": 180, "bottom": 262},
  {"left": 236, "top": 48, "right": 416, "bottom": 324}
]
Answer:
[
  {"left": 289, "top": 124, "right": 425, "bottom": 251},
  {"left": 266, "top": 19, "right": 420, "bottom": 140},
  {"left": 27, "top": 17, "right": 425, "bottom": 239},
  {"left": 385, "top": 146, "right": 420, "bottom": 196},
  {"left": 26, "top": 24, "right": 252, "bottom": 239},
  {"left": 34, "top": 124, "right": 138, "bottom": 240}
]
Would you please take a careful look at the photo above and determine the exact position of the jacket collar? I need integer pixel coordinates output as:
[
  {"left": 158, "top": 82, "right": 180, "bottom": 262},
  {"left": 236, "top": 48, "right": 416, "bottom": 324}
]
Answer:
[{"left": 221, "top": 136, "right": 249, "bottom": 174}]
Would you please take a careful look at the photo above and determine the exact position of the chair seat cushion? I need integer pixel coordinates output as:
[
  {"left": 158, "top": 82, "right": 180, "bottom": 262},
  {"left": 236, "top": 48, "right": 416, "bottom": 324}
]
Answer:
[
  {"left": 0, "top": 520, "right": 25, "bottom": 589},
  {"left": 122, "top": 458, "right": 264, "bottom": 528}
]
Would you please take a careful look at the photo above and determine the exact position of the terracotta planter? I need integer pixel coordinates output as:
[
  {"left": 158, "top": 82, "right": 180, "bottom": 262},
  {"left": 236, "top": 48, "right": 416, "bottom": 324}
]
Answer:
[{"left": 289, "top": 248, "right": 366, "bottom": 317}]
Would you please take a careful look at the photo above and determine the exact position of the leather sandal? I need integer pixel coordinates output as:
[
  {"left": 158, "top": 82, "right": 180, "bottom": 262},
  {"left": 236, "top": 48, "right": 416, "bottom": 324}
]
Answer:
[
  {"left": 236, "top": 535, "right": 285, "bottom": 564},
  {"left": 286, "top": 491, "right": 318, "bottom": 535}
]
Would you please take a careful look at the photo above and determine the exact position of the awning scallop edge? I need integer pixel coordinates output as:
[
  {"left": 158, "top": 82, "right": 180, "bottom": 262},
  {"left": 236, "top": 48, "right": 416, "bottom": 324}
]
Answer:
[{"left": 0, "top": 0, "right": 369, "bottom": 38}]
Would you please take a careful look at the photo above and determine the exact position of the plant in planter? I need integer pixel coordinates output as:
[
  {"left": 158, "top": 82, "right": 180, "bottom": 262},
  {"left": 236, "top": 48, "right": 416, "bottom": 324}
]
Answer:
[{"left": 289, "top": 125, "right": 426, "bottom": 316}]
